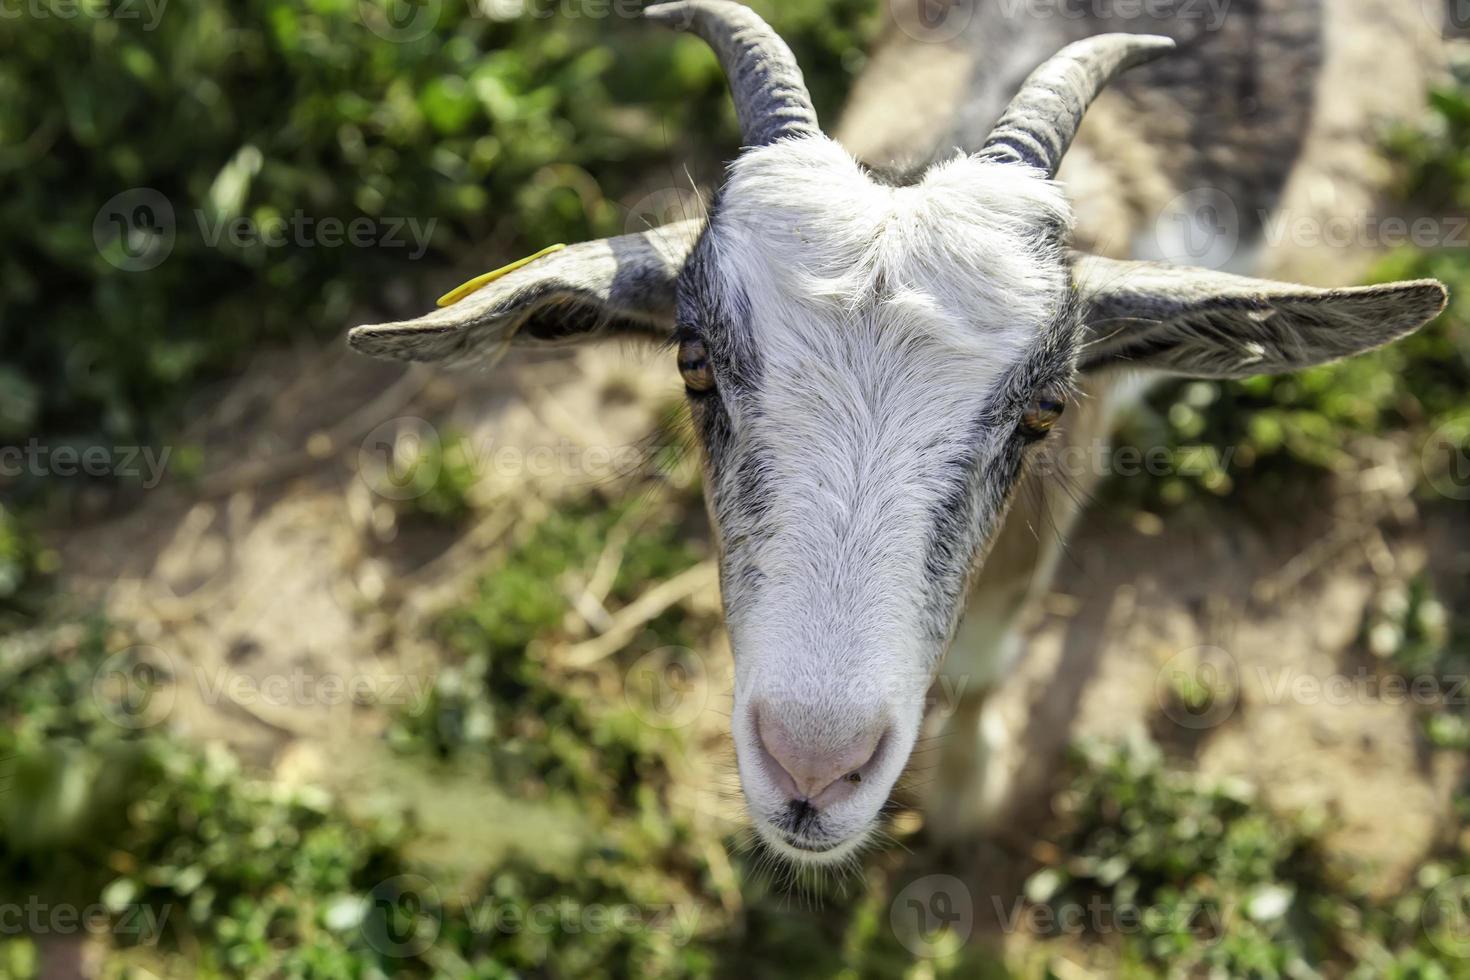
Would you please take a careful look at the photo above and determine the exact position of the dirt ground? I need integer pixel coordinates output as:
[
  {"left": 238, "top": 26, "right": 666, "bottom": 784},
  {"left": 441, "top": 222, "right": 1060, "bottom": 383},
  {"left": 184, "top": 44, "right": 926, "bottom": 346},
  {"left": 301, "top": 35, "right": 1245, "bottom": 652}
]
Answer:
[{"left": 45, "top": 328, "right": 1470, "bottom": 948}]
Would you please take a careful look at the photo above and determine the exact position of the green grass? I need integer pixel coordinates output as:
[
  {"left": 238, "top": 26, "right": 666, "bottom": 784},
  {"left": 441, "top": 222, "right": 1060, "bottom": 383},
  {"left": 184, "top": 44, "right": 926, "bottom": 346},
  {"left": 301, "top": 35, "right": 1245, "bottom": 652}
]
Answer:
[{"left": 0, "top": 604, "right": 717, "bottom": 978}]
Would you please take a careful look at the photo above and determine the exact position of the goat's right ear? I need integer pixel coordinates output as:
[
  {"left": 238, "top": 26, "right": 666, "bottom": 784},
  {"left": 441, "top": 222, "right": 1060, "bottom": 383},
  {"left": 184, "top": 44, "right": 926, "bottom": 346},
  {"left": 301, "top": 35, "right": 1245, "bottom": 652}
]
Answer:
[
  {"left": 1071, "top": 253, "right": 1448, "bottom": 379},
  {"left": 349, "top": 220, "right": 703, "bottom": 365}
]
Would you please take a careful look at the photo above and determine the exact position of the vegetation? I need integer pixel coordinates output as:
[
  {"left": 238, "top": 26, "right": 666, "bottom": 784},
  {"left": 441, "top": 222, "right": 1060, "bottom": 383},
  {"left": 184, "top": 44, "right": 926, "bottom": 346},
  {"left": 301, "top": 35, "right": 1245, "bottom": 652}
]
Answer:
[
  {"left": 0, "top": 624, "right": 712, "bottom": 977},
  {"left": 1029, "top": 738, "right": 1470, "bottom": 978},
  {"left": 390, "top": 490, "right": 709, "bottom": 783},
  {"left": 0, "top": 504, "right": 52, "bottom": 628},
  {"left": 1362, "top": 574, "right": 1470, "bottom": 751},
  {"left": 0, "top": 0, "right": 878, "bottom": 457}
]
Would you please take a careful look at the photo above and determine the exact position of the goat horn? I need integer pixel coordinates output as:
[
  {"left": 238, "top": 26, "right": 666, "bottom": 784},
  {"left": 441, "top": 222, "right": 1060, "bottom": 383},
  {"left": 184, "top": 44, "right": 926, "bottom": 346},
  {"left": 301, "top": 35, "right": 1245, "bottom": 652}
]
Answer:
[
  {"left": 979, "top": 33, "right": 1176, "bottom": 177},
  {"left": 645, "top": 0, "right": 820, "bottom": 147}
]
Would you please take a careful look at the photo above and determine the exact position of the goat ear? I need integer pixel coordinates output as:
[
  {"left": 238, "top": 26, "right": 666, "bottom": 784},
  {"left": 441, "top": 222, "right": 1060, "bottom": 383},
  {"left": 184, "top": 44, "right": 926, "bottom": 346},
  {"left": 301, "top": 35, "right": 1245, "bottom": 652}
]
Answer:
[
  {"left": 1071, "top": 253, "right": 1448, "bottom": 379},
  {"left": 349, "top": 220, "right": 703, "bottom": 364}
]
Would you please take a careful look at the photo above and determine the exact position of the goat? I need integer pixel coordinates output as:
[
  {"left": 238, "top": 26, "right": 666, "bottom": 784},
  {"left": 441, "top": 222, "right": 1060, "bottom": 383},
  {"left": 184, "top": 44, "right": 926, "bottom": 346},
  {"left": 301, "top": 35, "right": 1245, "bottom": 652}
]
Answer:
[{"left": 349, "top": 0, "right": 1450, "bottom": 866}]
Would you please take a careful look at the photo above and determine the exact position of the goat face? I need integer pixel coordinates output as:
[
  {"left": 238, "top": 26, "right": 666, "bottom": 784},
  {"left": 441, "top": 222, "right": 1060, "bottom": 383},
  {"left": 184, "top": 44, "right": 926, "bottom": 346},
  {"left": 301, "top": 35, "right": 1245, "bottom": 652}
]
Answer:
[
  {"left": 349, "top": 0, "right": 1447, "bottom": 867},
  {"left": 678, "top": 138, "right": 1077, "bottom": 861}
]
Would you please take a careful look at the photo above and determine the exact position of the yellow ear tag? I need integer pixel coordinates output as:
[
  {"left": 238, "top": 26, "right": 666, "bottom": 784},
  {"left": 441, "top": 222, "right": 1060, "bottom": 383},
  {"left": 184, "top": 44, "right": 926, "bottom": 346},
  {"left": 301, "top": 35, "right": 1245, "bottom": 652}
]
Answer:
[{"left": 436, "top": 243, "right": 567, "bottom": 308}]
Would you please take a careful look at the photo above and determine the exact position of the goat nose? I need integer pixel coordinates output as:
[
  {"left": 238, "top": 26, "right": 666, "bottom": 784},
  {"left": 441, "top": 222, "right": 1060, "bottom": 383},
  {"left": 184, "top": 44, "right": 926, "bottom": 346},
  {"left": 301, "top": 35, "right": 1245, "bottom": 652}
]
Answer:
[{"left": 754, "top": 706, "right": 886, "bottom": 805}]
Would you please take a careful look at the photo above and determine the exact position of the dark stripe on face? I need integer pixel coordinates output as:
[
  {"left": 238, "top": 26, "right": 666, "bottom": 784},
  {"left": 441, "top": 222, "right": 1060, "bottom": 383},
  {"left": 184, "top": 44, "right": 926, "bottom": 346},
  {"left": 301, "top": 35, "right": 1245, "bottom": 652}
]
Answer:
[
  {"left": 917, "top": 309, "right": 1083, "bottom": 640},
  {"left": 676, "top": 223, "right": 779, "bottom": 600}
]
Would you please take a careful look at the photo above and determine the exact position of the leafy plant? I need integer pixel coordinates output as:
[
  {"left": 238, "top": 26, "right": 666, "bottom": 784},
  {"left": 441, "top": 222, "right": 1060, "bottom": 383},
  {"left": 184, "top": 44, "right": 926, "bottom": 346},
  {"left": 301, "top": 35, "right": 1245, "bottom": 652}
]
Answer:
[
  {"left": 0, "top": 504, "right": 52, "bottom": 627},
  {"left": 3, "top": 0, "right": 880, "bottom": 453},
  {"left": 1028, "top": 737, "right": 1470, "bottom": 978},
  {"left": 1362, "top": 575, "right": 1470, "bottom": 751},
  {"left": 1389, "top": 58, "right": 1470, "bottom": 216}
]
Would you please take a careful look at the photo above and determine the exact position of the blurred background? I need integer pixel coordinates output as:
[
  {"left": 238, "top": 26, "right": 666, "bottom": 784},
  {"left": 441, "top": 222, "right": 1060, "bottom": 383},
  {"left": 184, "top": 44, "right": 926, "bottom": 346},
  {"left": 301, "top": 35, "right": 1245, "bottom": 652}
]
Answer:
[{"left": 2, "top": 0, "right": 1470, "bottom": 976}]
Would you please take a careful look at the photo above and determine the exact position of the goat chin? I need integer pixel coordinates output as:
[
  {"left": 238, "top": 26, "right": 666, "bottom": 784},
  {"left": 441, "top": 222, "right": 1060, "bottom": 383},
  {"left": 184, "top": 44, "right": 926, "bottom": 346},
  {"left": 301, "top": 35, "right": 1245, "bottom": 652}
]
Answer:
[{"left": 751, "top": 819, "right": 874, "bottom": 869}]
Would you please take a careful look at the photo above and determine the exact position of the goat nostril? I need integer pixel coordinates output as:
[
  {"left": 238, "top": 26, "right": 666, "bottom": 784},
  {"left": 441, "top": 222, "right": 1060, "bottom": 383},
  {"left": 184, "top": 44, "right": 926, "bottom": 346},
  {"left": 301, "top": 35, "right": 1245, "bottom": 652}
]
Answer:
[{"left": 752, "top": 703, "right": 887, "bottom": 804}]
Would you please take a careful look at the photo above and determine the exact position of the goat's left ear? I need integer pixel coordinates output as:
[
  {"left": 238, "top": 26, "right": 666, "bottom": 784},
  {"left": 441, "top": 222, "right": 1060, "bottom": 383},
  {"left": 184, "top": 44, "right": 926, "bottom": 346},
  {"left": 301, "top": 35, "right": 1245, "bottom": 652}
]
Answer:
[
  {"left": 349, "top": 220, "right": 701, "bottom": 365},
  {"left": 1071, "top": 253, "right": 1449, "bottom": 379}
]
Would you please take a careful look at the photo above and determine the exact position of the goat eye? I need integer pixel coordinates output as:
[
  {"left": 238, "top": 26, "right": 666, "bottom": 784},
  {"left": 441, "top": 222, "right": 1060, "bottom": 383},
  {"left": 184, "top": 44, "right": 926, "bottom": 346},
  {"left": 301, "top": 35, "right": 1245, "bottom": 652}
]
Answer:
[
  {"left": 1020, "top": 386, "right": 1065, "bottom": 438},
  {"left": 677, "top": 338, "right": 715, "bottom": 393}
]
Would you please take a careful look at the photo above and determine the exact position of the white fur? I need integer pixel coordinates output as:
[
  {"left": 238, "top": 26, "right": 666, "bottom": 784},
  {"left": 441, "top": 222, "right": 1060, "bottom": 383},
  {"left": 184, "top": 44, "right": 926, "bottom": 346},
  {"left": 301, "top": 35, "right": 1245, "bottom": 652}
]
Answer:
[{"left": 705, "top": 137, "right": 1073, "bottom": 856}]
